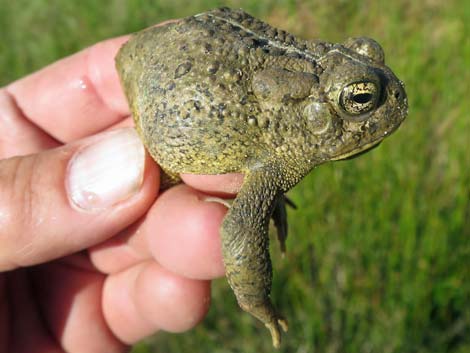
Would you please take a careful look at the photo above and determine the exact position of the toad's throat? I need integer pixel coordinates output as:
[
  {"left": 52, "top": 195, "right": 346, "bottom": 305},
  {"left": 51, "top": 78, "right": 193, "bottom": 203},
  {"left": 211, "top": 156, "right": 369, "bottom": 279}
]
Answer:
[{"left": 331, "top": 139, "right": 383, "bottom": 161}]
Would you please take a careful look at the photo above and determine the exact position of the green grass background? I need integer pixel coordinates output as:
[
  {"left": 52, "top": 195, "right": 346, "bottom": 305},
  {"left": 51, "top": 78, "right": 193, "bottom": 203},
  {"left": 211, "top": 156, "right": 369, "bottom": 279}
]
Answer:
[{"left": 1, "top": 0, "right": 469, "bottom": 352}]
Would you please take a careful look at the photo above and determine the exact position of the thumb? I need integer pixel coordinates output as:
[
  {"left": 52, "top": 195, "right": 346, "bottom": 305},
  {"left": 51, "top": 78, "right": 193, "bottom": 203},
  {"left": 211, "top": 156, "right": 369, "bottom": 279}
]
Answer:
[{"left": 0, "top": 128, "right": 158, "bottom": 271}]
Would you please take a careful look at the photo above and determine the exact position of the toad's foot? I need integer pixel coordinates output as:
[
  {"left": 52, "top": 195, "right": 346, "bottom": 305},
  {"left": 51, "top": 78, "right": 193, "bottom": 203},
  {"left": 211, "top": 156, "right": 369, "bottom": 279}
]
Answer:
[
  {"left": 266, "top": 317, "right": 289, "bottom": 349},
  {"left": 239, "top": 300, "right": 288, "bottom": 348}
]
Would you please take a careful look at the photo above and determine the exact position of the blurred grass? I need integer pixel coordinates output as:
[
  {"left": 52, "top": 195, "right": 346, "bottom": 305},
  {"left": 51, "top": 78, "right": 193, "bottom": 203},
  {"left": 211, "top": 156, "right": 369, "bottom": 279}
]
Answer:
[{"left": 1, "top": 0, "right": 469, "bottom": 352}]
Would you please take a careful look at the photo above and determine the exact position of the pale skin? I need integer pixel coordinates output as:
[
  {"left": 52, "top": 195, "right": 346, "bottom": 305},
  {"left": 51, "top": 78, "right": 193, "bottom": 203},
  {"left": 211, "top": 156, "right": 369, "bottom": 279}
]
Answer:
[{"left": 0, "top": 32, "right": 244, "bottom": 353}]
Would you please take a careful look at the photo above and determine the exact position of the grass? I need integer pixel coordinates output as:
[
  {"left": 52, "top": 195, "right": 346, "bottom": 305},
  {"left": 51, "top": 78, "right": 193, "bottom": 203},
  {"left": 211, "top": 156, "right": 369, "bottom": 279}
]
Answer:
[{"left": 1, "top": 0, "right": 469, "bottom": 352}]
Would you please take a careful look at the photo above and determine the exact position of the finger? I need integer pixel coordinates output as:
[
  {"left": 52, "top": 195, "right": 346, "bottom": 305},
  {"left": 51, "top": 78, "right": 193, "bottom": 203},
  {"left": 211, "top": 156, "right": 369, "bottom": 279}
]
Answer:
[
  {"left": 0, "top": 89, "right": 59, "bottom": 159},
  {"left": 181, "top": 173, "right": 244, "bottom": 196},
  {"left": 89, "top": 184, "right": 226, "bottom": 280},
  {"left": 31, "top": 260, "right": 127, "bottom": 353},
  {"left": 0, "top": 128, "right": 158, "bottom": 271},
  {"left": 88, "top": 218, "right": 151, "bottom": 275},
  {"left": 0, "top": 276, "right": 7, "bottom": 352},
  {"left": 102, "top": 260, "right": 211, "bottom": 343},
  {"left": 7, "top": 270, "right": 62, "bottom": 353},
  {"left": 108, "top": 115, "right": 134, "bottom": 129},
  {"left": 146, "top": 185, "right": 227, "bottom": 279},
  {"left": 6, "top": 36, "right": 130, "bottom": 142}
]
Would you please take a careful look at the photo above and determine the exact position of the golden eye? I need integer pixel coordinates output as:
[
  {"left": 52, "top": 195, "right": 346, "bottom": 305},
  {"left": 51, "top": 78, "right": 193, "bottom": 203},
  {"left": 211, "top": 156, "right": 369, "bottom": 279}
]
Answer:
[{"left": 339, "top": 81, "right": 380, "bottom": 116}]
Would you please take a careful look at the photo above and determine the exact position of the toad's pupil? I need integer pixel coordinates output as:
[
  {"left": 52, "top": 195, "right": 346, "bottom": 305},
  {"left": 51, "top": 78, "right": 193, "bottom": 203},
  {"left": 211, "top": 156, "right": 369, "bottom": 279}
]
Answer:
[{"left": 353, "top": 93, "right": 373, "bottom": 104}]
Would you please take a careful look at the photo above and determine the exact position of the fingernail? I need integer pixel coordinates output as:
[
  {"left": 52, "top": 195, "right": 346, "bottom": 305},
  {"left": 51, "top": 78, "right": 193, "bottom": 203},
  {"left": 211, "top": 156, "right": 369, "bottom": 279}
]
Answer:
[
  {"left": 202, "top": 196, "right": 233, "bottom": 208},
  {"left": 67, "top": 128, "right": 145, "bottom": 210}
]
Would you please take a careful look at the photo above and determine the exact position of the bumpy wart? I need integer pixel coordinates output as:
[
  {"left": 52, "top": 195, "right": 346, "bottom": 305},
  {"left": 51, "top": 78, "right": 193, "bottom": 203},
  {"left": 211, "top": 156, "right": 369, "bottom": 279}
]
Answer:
[{"left": 116, "top": 7, "right": 407, "bottom": 348}]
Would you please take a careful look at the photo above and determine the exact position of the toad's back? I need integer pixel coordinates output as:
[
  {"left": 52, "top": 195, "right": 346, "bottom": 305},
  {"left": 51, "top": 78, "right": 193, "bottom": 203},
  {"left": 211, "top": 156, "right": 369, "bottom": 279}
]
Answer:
[{"left": 116, "top": 7, "right": 327, "bottom": 174}]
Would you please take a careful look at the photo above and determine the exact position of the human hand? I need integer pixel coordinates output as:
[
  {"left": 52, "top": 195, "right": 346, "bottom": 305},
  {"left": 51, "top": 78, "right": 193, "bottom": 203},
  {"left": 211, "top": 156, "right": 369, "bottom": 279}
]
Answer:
[{"left": 0, "top": 34, "right": 243, "bottom": 353}]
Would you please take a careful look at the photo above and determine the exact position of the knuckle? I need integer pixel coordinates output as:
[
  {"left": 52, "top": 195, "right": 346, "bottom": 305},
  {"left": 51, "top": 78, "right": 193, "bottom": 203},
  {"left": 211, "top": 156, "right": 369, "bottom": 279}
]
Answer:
[
  {"left": 0, "top": 155, "right": 42, "bottom": 270},
  {"left": 0, "top": 89, "right": 28, "bottom": 159}
]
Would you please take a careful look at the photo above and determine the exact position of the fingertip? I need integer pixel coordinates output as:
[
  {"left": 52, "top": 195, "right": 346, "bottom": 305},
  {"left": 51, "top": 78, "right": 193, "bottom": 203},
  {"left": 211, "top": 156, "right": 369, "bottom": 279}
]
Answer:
[
  {"left": 147, "top": 185, "right": 227, "bottom": 280},
  {"left": 181, "top": 173, "right": 244, "bottom": 196},
  {"left": 85, "top": 36, "right": 131, "bottom": 115},
  {"left": 103, "top": 261, "right": 211, "bottom": 343},
  {"left": 135, "top": 262, "right": 211, "bottom": 333},
  {"left": 7, "top": 36, "right": 131, "bottom": 142}
]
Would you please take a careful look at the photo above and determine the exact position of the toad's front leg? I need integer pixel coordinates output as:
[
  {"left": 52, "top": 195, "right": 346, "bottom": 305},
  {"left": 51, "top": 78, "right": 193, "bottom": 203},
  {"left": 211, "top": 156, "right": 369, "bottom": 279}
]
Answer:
[{"left": 220, "top": 167, "right": 288, "bottom": 348}]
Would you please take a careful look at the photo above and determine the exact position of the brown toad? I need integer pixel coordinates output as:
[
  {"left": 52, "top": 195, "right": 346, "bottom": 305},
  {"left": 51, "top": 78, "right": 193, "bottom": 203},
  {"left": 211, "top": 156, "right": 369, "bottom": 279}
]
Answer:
[{"left": 116, "top": 7, "right": 407, "bottom": 347}]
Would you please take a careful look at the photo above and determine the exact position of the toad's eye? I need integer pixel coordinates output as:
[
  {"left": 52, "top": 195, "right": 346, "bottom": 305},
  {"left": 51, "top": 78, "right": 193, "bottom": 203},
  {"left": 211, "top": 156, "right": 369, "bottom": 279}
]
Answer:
[{"left": 339, "top": 81, "right": 380, "bottom": 116}]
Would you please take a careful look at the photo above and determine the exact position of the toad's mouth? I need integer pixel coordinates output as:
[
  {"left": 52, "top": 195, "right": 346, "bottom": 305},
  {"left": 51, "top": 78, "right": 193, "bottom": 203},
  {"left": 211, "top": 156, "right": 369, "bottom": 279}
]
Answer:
[{"left": 331, "top": 139, "right": 383, "bottom": 161}]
